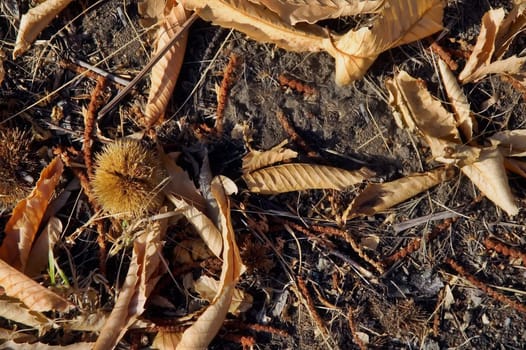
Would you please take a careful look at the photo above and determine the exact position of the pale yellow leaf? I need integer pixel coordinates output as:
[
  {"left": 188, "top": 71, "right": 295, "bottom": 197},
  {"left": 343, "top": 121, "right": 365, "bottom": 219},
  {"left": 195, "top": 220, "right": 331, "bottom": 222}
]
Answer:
[
  {"left": 0, "top": 327, "right": 36, "bottom": 344},
  {"left": 494, "top": 2, "right": 526, "bottom": 59},
  {"left": 249, "top": 0, "right": 384, "bottom": 24},
  {"left": 0, "top": 297, "right": 53, "bottom": 332},
  {"left": 461, "top": 55, "right": 526, "bottom": 83},
  {"left": 167, "top": 194, "right": 223, "bottom": 258},
  {"left": 181, "top": 0, "right": 329, "bottom": 53},
  {"left": 25, "top": 217, "right": 62, "bottom": 277},
  {"left": 244, "top": 163, "right": 372, "bottom": 194},
  {"left": 242, "top": 140, "right": 298, "bottom": 174},
  {"left": 94, "top": 218, "right": 168, "bottom": 350},
  {"left": 437, "top": 59, "right": 476, "bottom": 141},
  {"left": 143, "top": 2, "right": 190, "bottom": 127},
  {"left": 13, "top": 0, "right": 73, "bottom": 58},
  {"left": 342, "top": 168, "right": 452, "bottom": 220},
  {"left": 177, "top": 177, "right": 244, "bottom": 349},
  {"left": 0, "top": 259, "right": 73, "bottom": 312},
  {"left": 327, "top": 0, "right": 444, "bottom": 85},
  {"left": 193, "top": 275, "right": 253, "bottom": 315},
  {"left": 460, "top": 147, "right": 518, "bottom": 216},
  {"left": 0, "top": 157, "right": 64, "bottom": 271},
  {"left": 138, "top": 0, "right": 166, "bottom": 28},
  {"left": 489, "top": 129, "right": 526, "bottom": 157}
]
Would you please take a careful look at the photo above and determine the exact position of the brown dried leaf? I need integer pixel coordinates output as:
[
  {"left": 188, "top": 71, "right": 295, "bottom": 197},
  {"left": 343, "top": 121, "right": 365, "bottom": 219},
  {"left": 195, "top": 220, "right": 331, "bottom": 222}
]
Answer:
[
  {"left": 153, "top": 331, "right": 182, "bottom": 349},
  {"left": 327, "top": 0, "right": 444, "bottom": 84},
  {"left": 437, "top": 59, "right": 476, "bottom": 140},
  {"left": 94, "top": 218, "right": 168, "bottom": 350},
  {"left": 494, "top": 2, "right": 526, "bottom": 59},
  {"left": 504, "top": 157, "right": 526, "bottom": 178},
  {"left": 25, "top": 217, "right": 62, "bottom": 277},
  {"left": 0, "top": 157, "right": 64, "bottom": 271},
  {"left": 0, "top": 259, "right": 73, "bottom": 312},
  {"left": 342, "top": 168, "right": 451, "bottom": 220},
  {"left": 182, "top": 0, "right": 329, "bottom": 52},
  {"left": 249, "top": 0, "right": 384, "bottom": 24},
  {"left": 386, "top": 70, "right": 460, "bottom": 160},
  {"left": 461, "top": 147, "right": 518, "bottom": 216},
  {"left": 459, "top": 7, "right": 526, "bottom": 83},
  {"left": 143, "top": 2, "right": 190, "bottom": 127},
  {"left": 177, "top": 177, "right": 244, "bottom": 349},
  {"left": 13, "top": 0, "right": 73, "bottom": 58},
  {"left": 138, "top": 0, "right": 166, "bottom": 27},
  {"left": 161, "top": 149, "right": 206, "bottom": 212},
  {"left": 244, "top": 163, "right": 372, "bottom": 194},
  {"left": 0, "top": 341, "right": 94, "bottom": 349},
  {"left": 489, "top": 129, "right": 526, "bottom": 157},
  {"left": 0, "top": 297, "right": 53, "bottom": 332},
  {"left": 242, "top": 140, "right": 298, "bottom": 174},
  {"left": 0, "top": 49, "right": 5, "bottom": 85},
  {"left": 167, "top": 194, "right": 223, "bottom": 258},
  {"left": 193, "top": 275, "right": 253, "bottom": 315}
]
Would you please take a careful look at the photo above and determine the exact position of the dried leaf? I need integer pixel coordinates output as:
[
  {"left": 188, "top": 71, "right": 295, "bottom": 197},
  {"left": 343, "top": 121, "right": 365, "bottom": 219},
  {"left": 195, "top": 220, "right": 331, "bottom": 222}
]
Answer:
[
  {"left": 244, "top": 163, "right": 372, "bottom": 194},
  {"left": 94, "top": 218, "right": 168, "bottom": 350},
  {"left": 489, "top": 129, "right": 526, "bottom": 157},
  {"left": 249, "top": 0, "right": 384, "bottom": 24},
  {"left": 437, "top": 59, "right": 476, "bottom": 140},
  {"left": 183, "top": 0, "right": 443, "bottom": 85},
  {"left": 0, "top": 341, "right": 94, "bottom": 350},
  {"left": 459, "top": 7, "right": 526, "bottom": 83},
  {"left": 327, "top": 0, "right": 444, "bottom": 84},
  {"left": 25, "top": 217, "right": 62, "bottom": 277},
  {"left": 138, "top": 0, "right": 166, "bottom": 27},
  {"left": 0, "top": 258, "right": 73, "bottom": 312},
  {"left": 242, "top": 140, "right": 298, "bottom": 174},
  {"left": 0, "top": 157, "right": 64, "bottom": 271},
  {"left": 0, "top": 49, "right": 5, "bottom": 85},
  {"left": 66, "top": 310, "right": 108, "bottom": 332},
  {"left": 460, "top": 147, "right": 519, "bottom": 216},
  {"left": 182, "top": 0, "right": 330, "bottom": 52},
  {"left": 504, "top": 157, "right": 526, "bottom": 178},
  {"left": 13, "top": 0, "right": 73, "bottom": 58},
  {"left": 161, "top": 149, "right": 206, "bottom": 212},
  {"left": 143, "top": 2, "right": 190, "bottom": 127},
  {"left": 494, "top": 2, "right": 526, "bottom": 60},
  {"left": 386, "top": 70, "right": 460, "bottom": 160},
  {"left": 193, "top": 275, "right": 253, "bottom": 315},
  {"left": 0, "top": 297, "right": 53, "bottom": 332},
  {"left": 167, "top": 194, "right": 223, "bottom": 258},
  {"left": 177, "top": 177, "right": 244, "bottom": 349},
  {"left": 153, "top": 331, "right": 182, "bottom": 349},
  {"left": 342, "top": 168, "right": 452, "bottom": 220}
]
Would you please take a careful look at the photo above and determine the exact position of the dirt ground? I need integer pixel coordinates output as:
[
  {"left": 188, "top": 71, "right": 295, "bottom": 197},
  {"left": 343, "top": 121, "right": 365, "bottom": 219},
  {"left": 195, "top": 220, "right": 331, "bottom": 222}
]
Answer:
[{"left": 1, "top": 0, "right": 526, "bottom": 349}]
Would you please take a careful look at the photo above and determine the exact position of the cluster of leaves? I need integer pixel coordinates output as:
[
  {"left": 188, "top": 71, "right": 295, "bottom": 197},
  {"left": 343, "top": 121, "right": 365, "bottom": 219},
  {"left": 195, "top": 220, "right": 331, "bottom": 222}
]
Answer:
[{"left": 1, "top": 0, "right": 526, "bottom": 349}]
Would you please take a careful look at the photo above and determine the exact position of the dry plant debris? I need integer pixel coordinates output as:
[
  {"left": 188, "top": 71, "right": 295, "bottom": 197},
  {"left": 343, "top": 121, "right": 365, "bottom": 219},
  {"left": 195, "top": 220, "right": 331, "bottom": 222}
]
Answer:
[{"left": 1, "top": 0, "right": 526, "bottom": 348}]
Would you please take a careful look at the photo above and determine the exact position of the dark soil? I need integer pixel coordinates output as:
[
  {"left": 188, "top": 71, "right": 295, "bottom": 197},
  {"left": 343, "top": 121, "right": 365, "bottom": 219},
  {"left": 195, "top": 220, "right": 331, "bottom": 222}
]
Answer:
[{"left": 1, "top": 0, "right": 526, "bottom": 349}]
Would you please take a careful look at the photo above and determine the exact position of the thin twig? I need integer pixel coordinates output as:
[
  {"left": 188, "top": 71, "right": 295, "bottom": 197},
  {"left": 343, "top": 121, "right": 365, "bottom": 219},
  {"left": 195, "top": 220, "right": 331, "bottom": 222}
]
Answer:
[{"left": 60, "top": 59, "right": 129, "bottom": 87}]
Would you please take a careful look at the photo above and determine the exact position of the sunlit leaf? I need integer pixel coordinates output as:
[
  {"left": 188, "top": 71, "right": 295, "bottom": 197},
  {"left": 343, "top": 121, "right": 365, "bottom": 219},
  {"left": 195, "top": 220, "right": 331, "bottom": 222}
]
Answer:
[
  {"left": 242, "top": 140, "right": 298, "bottom": 174},
  {"left": 25, "top": 217, "right": 62, "bottom": 277},
  {"left": 489, "top": 129, "right": 526, "bottom": 157},
  {"left": 244, "top": 163, "right": 372, "bottom": 194},
  {"left": 13, "top": 0, "right": 73, "bottom": 58},
  {"left": 0, "top": 157, "right": 64, "bottom": 271}
]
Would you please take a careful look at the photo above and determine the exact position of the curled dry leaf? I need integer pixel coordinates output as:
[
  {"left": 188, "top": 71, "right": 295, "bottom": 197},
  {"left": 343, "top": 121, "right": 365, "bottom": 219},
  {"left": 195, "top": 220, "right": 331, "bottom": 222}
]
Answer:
[
  {"left": 489, "top": 129, "right": 526, "bottom": 157},
  {"left": 176, "top": 177, "right": 244, "bottom": 349},
  {"left": 193, "top": 275, "right": 253, "bottom": 315},
  {"left": 460, "top": 147, "right": 519, "bottom": 216},
  {"left": 0, "top": 157, "right": 63, "bottom": 271},
  {"left": 0, "top": 297, "right": 53, "bottom": 333},
  {"left": 153, "top": 331, "right": 183, "bottom": 349},
  {"left": 0, "top": 259, "right": 73, "bottom": 312},
  {"left": 242, "top": 140, "right": 298, "bottom": 174},
  {"left": 94, "top": 217, "right": 168, "bottom": 350},
  {"left": 183, "top": 0, "right": 444, "bottom": 85},
  {"left": 386, "top": 70, "right": 460, "bottom": 161},
  {"left": 437, "top": 59, "right": 476, "bottom": 141},
  {"left": 327, "top": 0, "right": 444, "bottom": 85},
  {"left": 13, "top": 0, "right": 73, "bottom": 58},
  {"left": 249, "top": 0, "right": 384, "bottom": 24},
  {"left": 142, "top": 1, "right": 190, "bottom": 127},
  {"left": 244, "top": 163, "right": 373, "bottom": 194},
  {"left": 0, "top": 341, "right": 94, "bottom": 349},
  {"left": 342, "top": 167, "right": 452, "bottom": 221},
  {"left": 459, "top": 7, "right": 526, "bottom": 83}
]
